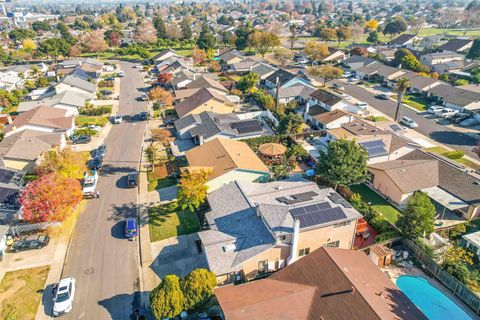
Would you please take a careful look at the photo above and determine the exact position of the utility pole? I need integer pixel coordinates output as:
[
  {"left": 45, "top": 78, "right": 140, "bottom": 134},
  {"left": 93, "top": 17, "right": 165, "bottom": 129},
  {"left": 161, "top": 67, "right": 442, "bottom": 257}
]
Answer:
[{"left": 274, "top": 77, "right": 280, "bottom": 113}]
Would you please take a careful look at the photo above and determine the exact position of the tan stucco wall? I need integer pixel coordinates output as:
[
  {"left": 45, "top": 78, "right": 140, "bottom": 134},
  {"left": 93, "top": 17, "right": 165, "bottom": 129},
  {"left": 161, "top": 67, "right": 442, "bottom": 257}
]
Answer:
[
  {"left": 369, "top": 169, "right": 406, "bottom": 204},
  {"left": 206, "top": 169, "right": 269, "bottom": 192},
  {"left": 185, "top": 99, "right": 235, "bottom": 117},
  {"left": 296, "top": 221, "right": 357, "bottom": 254},
  {"left": 3, "top": 158, "right": 33, "bottom": 171},
  {"left": 242, "top": 245, "right": 290, "bottom": 280}
]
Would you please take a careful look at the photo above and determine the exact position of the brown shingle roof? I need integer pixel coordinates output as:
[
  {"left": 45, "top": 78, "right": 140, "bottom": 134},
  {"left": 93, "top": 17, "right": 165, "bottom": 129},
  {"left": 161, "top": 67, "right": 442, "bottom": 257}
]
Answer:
[
  {"left": 185, "top": 138, "right": 269, "bottom": 180},
  {"left": 4, "top": 106, "right": 73, "bottom": 134},
  {"left": 174, "top": 88, "right": 227, "bottom": 118},
  {"left": 312, "top": 109, "right": 349, "bottom": 124},
  {"left": 184, "top": 76, "right": 228, "bottom": 93},
  {"left": 368, "top": 159, "right": 439, "bottom": 193},
  {"left": 0, "top": 129, "right": 62, "bottom": 161},
  {"left": 215, "top": 247, "right": 426, "bottom": 320}
]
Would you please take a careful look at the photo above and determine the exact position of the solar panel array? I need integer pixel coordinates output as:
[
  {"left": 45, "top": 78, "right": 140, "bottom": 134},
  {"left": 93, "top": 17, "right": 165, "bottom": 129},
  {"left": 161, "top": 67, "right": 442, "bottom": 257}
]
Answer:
[
  {"left": 0, "top": 169, "right": 16, "bottom": 184},
  {"left": 327, "top": 192, "right": 352, "bottom": 208},
  {"left": 290, "top": 202, "right": 347, "bottom": 228},
  {"left": 230, "top": 120, "right": 262, "bottom": 134},
  {"left": 359, "top": 140, "right": 388, "bottom": 157}
]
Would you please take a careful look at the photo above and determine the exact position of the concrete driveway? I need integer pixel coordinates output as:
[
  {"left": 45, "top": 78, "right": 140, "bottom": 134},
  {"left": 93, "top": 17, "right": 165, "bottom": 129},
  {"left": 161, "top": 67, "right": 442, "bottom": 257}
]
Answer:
[{"left": 150, "top": 233, "right": 207, "bottom": 279}]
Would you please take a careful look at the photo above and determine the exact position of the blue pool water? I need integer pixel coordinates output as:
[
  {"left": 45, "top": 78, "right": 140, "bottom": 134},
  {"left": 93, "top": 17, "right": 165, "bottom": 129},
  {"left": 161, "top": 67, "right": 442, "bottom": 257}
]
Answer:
[{"left": 396, "top": 275, "right": 472, "bottom": 320}]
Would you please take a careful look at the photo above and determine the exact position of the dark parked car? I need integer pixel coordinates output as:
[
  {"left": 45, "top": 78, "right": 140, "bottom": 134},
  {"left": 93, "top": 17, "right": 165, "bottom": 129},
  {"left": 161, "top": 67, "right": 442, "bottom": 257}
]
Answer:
[
  {"left": 127, "top": 172, "right": 139, "bottom": 187},
  {"left": 94, "top": 144, "right": 106, "bottom": 158},
  {"left": 375, "top": 94, "right": 390, "bottom": 100},
  {"left": 100, "top": 90, "right": 113, "bottom": 96},
  {"left": 90, "top": 156, "right": 103, "bottom": 170},
  {"left": 125, "top": 218, "right": 138, "bottom": 239},
  {"left": 11, "top": 235, "right": 50, "bottom": 253},
  {"left": 137, "top": 112, "right": 149, "bottom": 121},
  {"left": 449, "top": 113, "right": 470, "bottom": 124},
  {"left": 72, "top": 135, "right": 91, "bottom": 144}
]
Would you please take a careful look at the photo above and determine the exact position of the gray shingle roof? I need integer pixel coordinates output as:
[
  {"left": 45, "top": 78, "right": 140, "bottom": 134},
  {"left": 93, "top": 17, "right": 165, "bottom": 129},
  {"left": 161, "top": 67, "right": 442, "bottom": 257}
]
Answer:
[
  {"left": 428, "top": 84, "right": 480, "bottom": 107},
  {"left": 18, "top": 91, "right": 87, "bottom": 112},
  {"left": 60, "top": 75, "right": 97, "bottom": 93}
]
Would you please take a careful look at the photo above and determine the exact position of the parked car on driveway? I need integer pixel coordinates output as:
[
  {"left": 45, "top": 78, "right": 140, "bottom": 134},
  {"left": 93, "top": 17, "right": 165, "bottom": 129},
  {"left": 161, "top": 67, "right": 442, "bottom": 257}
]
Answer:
[
  {"left": 112, "top": 114, "right": 122, "bottom": 124},
  {"left": 11, "top": 235, "right": 50, "bottom": 253},
  {"left": 375, "top": 94, "right": 390, "bottom": 100},
  {"left": 124, "top": 218, "right": 138, "bottom": 239},
  {"left": 355, "top": 101, "right": 369, "bottom": 109},
  {"left": 342, "top": 71, "right": 352, "bottom": 78},
  {"left": 139, "top": 94, "right": 148, "bottom": 101},
  {"left": 400, "top": 116, "right": 418, "bottom": 128},
  {"left": 436, "top": 108, "right": 459, "bottom": 118},
  {"left": 340, "top": 93, "right": 352, "bottom": 100},
  {"left": 428, "top": 105, "right": 444, "bottom": 114},
  {"left": 53, "top": 277, "right": 76, "bottom": 317},
  {"left": 449, "top": 113, "right": 470, "bottom": 124},
  {"left": 72, "top": 135, "right": 91, "bottom": 144},
  {"left": 100, "top": 90, "right": 113, "bottom": 96}
]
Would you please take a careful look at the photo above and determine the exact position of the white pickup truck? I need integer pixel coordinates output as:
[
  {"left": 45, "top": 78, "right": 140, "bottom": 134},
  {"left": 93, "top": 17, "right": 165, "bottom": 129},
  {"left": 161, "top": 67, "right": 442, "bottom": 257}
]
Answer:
[{"left": 82, "top": 170, "right": 98, "bottom": 198}]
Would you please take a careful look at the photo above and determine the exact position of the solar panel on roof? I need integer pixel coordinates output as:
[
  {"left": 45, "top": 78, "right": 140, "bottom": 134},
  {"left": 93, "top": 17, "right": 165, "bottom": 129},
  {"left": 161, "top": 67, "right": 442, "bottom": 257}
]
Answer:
[
  {"left": 290, "top": 204, "right": 347, "bottom": 228},
  {"left": 237, "top": 125, "right": 262, "bottom": 134},
  {"left": 367, "top": 146, "right": 388, "bottom": 157},
  {"left": 230, "top": 120, "right": 259, "bottom": 129},
  {"left": 328, "top": 193, "right": 343, "bottom": 203},
  {"left": 276, "top": 191, "right": 318, "bottom": 205},
  {"left": 0, "top": 169, "right": 16, "bottom": 184},
  {"left": 360, "top": 140, "right": 385, "bottom": 148}
]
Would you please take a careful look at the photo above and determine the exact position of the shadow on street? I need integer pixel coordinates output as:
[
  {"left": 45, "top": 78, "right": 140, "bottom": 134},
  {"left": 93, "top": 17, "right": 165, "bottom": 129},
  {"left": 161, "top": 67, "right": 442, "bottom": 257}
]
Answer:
[
  {"left": 97, "top": 291, "right": 151, "bottom": 320},
  {"left": 429, "top": 131, "right": 477, "bottom": 147}
]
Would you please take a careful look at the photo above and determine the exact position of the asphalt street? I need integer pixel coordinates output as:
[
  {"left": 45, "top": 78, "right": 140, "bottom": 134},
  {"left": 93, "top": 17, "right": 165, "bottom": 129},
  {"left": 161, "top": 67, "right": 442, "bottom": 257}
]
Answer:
[
  {"left": 335, "top": 80, "right": 479, "bottom": 158},
  {"left": 61, "top": 61, "right": 147, "bottom": 320}
]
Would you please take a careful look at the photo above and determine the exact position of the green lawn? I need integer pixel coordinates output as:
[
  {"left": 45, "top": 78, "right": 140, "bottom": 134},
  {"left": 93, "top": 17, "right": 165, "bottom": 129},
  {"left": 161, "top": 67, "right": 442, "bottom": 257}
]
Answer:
[
  {"left": 148, "top": 202, "right": 200, "bottom": 242},
  {"left": 366, "top": 115, "right": 388, "bottom": 122},
  {"left": 147, "top": 173, "right": 177, "bottom": 192},
  {"left": 75, "top": 115, "right": 109, "bottom": 127},
  {"left": 350, "top": 184, "right": 402, "bottom": 224},
  {"left": 403, "top": 94, "right": 431, "bottom": 112},
  {"left": 0, "top": 266, "right": 50, "bottom": 320},
  {"left": 425, "top": 147, "right": 480, "bottom": 170}
]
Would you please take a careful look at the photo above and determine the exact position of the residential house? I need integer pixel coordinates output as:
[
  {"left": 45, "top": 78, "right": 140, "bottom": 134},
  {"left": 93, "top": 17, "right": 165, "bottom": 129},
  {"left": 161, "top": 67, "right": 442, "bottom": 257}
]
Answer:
[
  {"left": 170, "top": 70, "right": 196, "bottom": 89},
  {"left": 55, "top": 75, "right": 97, "bottom": 100},
  {"left": 428, "top": 84, "right": 480, "bottom": 112},
  {"left": 420, "top": 52, "right": 465, "bottom": 68},
  {"left": 198, "top": 178, "right": 363, "bottom": 283},
  {"left": 184, "top": 76, "right": 228, "bottom": 94},
  {"left": 355, "top": 62, "right": 406, "bottom": 85},
  {"left": 264, "top": 69, "right": 313, "bottom": 90},
  {"left": 185, "top": 138, "right": 269, "bottom": 191},
  {"left": 6, "top": 63, "right": 48, "bottom": 78},
  {"left": 4, "top": 106, "right": 75, "bottom": 138},
  {"left": 18, "top": 91, "right": 87, "bottom": 116},
  {"left": 214, "top": 247, "right": 427, "bottom": 320},
  {"left": 322, "top": 47, "right": 346, "bottom": 63},
  {"left": 228, "top": 59, "right": 278, "bottom": 80},
  {"left": 71, "top": 63, "right": 102, "bottom": 81},
  {"left": 307, "top": 109, "right": 352, "bottom": 130},
  {"left": 0, "top": 129, "right": 64, "bottom": 171},
  {"left": 277, "top": 84, "right": 315, "bottom": 104},
  {"left": 174, "top": 111, "right": 265, "bottom": 145},
  {"left": 342, "top": 55, "right": 376, "bottom": 71},
  {"left": 437, "top": 38, "right": 473, "bottom": 54},
  {"left": 390, "top": 70, "right": 443, "bottom": 93},
  {"left": 368, "top": 149, "right": 480, "bottom": 220},
  {"left": 0, "top": 167, "right": 23, "bottom": 209},
  {"left": 0, "top": 71, "right": 24, "bottom": 91},
  {"left": 157, "top": 58, "right": 194, "bottom": 75},
  {"left": 174, "top": 88, "right": 236, "bottom": 118},
  {"left": 463, "top": 231, "right": 480, "bottom": 258},
  {"left": 326, "top": 119, "right": 420, "bottom": 164},
  {"left": 152, "top": 49, "right": 181, "bottom": 63},
  {"left": 219, "top": 48, "right": 245, "bottom": 65},
  {"left": 306, "top": 88, "right": 366, "bottom": 116},
  {"left": 377, "top": 48, "right": 397, "bottom": 62},
  {"left": 389, "top": 34, "right": 418, "bottom": 49}
]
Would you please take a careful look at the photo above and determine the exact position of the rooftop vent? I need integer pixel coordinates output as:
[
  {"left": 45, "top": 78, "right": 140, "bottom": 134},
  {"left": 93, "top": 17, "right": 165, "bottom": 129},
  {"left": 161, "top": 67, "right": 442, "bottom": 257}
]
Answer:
[{"left": 223, "top": 244, "right": 236, "bottom": 253}]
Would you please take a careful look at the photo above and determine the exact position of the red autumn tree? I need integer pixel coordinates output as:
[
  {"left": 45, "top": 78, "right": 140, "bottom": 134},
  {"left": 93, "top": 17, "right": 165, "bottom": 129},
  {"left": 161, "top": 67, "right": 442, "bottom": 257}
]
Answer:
[
  {"left": 351, "top": 46, "right": 368, "bottom": 56},
  {"left": 20, "top": 173, "right": 83, "bottom": 223},
  {"left": 157, "top": 73, "right": 173, "bottom": 85}
]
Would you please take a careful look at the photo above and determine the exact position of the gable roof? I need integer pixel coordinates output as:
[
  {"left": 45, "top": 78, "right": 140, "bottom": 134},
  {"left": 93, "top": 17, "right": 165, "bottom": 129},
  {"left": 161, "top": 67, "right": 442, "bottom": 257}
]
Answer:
[
  {"left": 369, "top": 160, "right": 439, "bottom": 193},
  {"left": 18, "top": 91, "right": 87, "bottom": 112},
  {"left": 0, "top": 129, "right": 62, "bottom": 161},
  {"left": 428, "top": 84, "right": 480, "bottom": 107},
  {"left": 390, "top": 33, "right": 416, "bottom": 45},
  {"left": 184, "top": 75, "right": 228, "bottom": 93},
  {"left": 278, "top": 85, "right": 315, "bottom": 100},
  {"left": 265, "top": 69, "right": 297, "bottom": 86},
  {"left": 175, "top": 88, "right": 228, "bottom": 118},
  {"left": 59, "top": 75, "right": 97, "bottom": 93},
  {"left": 185, "top": 138, "right": 269, "bottom": 180},
  {"left": 309, "top": 88, "right": 343, "bottom": 106},
  {"left": 311, "top": 109, "right": 349, "bottom": 124},
  {"left": 5, "top": 106, "right": 73, "bottom": 134},
  {"left": 437, "top": 39, "right": 473, "bottom": 52},
  {"left": 215, "top": 247, "right": 427, "bottom": 320},
  {"left": 152, "top": 49, "right": 180, "bottom": 61}
]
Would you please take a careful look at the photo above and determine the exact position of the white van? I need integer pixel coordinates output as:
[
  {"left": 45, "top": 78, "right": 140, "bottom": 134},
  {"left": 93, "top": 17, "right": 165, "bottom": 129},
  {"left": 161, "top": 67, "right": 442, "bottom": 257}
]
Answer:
[{"left": 400, "top": 116, "right": 418, "bottom": 128}]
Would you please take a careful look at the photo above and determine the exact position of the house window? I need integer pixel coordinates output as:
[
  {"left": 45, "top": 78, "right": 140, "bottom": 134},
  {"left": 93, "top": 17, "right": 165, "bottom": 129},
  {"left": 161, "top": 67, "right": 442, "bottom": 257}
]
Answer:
[
  {"left": 258, "top": 260, "right": 268, "bottom": 274},
  {"left": 299, "top": 247, "right": 310, "bottom": 256},
  {"left": 324, "top": 240, "right": 340, "bottom": 248},
  {"left": 278, "top": 234, "right": 287, "bottom": 241},
  {"left": 333, "top": 221, "right": 351, "bottom": 228}
]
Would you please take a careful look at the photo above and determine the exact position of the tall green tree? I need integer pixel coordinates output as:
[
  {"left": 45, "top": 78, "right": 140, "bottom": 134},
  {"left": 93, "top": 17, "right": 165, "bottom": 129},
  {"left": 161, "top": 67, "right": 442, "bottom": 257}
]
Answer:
[
  {"left": 317, "top": 139, "right": 368, "bottom": 188},
  {"left": 393, "top": 77, "right": 410, "bottom": 122},
  {"left": 181, "top": 17, "right": 192, "bottom": 40},
  {"left": 196, "top": 24, "right": 216, "bottom": 51},
  {"left": 278, "top": 113, "right": 303, "bottom": 134},
  {"left": 383, "top": 19, "right": 408, "bottom": 38},
  {"left": 181, "top": 269, "right": 217, "bottom": 310},
  {"left": 236, "top": 72, "right": 259, "bottom": 93},
  {"left": 150, "top": 275, "right": 185, "bottom": 320},
  {"left": 153, "top": 15, "right": 166, "bottom": 39},
  {"left": 397, "top": 191, "right": 435, "bottom": 239},
  {"left": 235, "top": 24, "right": 252, "bottom": 50},
  {"left": 366, "top": 31, "right": 379, "bottom": 44}
]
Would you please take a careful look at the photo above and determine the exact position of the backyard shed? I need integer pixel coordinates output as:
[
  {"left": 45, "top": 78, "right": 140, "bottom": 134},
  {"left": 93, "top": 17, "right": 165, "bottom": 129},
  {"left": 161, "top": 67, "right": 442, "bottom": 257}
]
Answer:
[{"left": 369, "top": 244, "right": 394, "bottom": 267}]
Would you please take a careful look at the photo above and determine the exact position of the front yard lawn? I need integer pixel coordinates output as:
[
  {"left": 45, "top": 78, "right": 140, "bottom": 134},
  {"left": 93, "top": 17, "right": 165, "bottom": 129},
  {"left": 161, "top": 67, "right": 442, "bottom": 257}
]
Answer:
[
  {"left": 0, "top": 266, "right": 50, "bottom": 320},
  {"left": 75, "top": 115, "right": 109, "bottom": 127},
  {"left": 425, "top": 147, "right": 480, "bottom": 170},
  {"left": 148, "top": 202, "right": 200, "bottom": 242},
  {"left": 403, "top": 94, "right": 431, "bottom": 112},
  {"left": 366, "top": 115, "right": 388, "bottom": 122},
  {"left": 350, "top": 183, "right": 402, "bottom": 224}
]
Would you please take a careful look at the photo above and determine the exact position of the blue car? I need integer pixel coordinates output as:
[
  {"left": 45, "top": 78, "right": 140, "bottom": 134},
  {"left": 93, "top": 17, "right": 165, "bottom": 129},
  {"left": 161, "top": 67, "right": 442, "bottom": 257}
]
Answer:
[{"left": 125, "top": 218, "right": 138, "bottom": 239}]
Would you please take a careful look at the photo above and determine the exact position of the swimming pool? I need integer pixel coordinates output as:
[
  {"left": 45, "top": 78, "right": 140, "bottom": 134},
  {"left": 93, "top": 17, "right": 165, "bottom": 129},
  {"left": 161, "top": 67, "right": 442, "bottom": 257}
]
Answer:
[{"left": 396, "top": 275, "right": 472, "bottom": 320}]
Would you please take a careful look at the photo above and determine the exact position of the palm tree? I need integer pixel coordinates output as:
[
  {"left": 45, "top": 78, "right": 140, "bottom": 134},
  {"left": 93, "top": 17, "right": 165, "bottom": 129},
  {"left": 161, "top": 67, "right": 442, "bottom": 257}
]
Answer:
[{"left": 394, "top": 77, "right": 410, "bottom": 122}]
